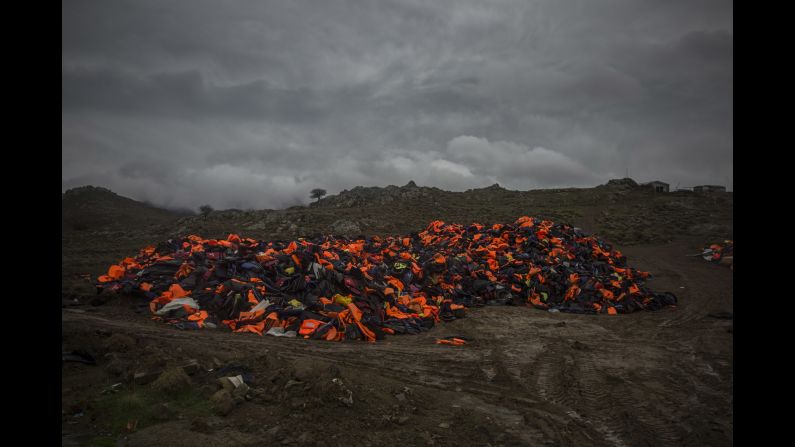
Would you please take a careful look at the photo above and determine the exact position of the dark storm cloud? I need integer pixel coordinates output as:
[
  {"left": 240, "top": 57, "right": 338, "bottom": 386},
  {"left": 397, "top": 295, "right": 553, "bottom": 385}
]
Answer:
[
  {"left": 62, "top": 0, "right": 732, "bottom": 210},
  {"left": 63, "top": 67, "right": 331, "bottom": 123}
]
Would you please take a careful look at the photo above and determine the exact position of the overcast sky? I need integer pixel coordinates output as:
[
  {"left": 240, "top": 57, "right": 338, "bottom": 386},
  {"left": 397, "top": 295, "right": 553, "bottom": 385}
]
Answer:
[{"left": 62, "top": 0, "right": 732, "bottom": 210}]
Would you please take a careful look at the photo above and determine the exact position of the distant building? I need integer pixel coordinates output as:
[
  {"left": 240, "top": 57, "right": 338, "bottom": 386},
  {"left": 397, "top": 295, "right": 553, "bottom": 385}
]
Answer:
[
  {"left": 693, "top": 185, "right": 726, "bottom": 193},
  {"left": 641, "top": 181, "right": 669, "bottom": 193}
]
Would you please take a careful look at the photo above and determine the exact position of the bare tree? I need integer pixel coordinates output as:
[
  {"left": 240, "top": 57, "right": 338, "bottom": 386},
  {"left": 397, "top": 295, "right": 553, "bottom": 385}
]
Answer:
[
  {"left": 310, "top": 188, "right": 327, "bottom": 203},
  {"left": 199, "top": 204, "right": 214, "bottom": 217}
]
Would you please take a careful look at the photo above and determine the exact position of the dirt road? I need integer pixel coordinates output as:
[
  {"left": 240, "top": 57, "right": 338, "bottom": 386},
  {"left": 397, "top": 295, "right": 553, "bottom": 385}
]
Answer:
[{"left": 62, "top": 237, "right": 732, "bottom": 446}]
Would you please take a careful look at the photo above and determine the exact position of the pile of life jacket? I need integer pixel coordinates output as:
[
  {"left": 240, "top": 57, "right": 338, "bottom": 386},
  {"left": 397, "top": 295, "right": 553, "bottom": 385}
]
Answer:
[
  {"left": 700, "top": 240, "right": 733, "bottom": 270},
  {"left": 96, "top": 217, "right": 677, "bottom": 342},
  {"left": 701, "top": 241, "right": 733, "bottom": 262}
]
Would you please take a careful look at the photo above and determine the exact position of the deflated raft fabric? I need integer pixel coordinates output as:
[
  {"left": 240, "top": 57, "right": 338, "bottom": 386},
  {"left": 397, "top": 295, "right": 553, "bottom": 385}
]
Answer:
[{"left": 96, "top": 217, "right": 677, "bottom": 342}]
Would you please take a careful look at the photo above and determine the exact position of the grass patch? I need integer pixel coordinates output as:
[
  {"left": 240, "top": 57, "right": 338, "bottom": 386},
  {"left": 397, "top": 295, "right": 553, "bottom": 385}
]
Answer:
[{"left": 93, "top": 386, "right": 213, "bottom": 435}]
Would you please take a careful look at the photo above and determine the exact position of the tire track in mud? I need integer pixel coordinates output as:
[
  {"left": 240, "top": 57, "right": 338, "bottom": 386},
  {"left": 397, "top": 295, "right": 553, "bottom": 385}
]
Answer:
[
  {"left": 592, "top": 335, "right": 694, "bottom": 446},
  {"left": 477, "top": 341, "right": 599, "bottom": 446},
  {"left": 588, "top": 352, "right": 683, "bottom": 446},
  {"left": 618, "top": 335, "right": 730, "bottom": 445},
  {"left": 531, "top": 343, "right": 632, "bottom": 447}
]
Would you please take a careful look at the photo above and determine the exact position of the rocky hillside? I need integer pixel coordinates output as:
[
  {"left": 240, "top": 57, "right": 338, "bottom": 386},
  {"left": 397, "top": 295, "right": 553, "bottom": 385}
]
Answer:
[
  {"left": 63, "top": 181, "right": 733, "bottom": 244},
  {"left": 310, "top": 180, "right": 444, "bottom": 208},
  {"left": 166, "top": 179, "right": 732, "bottom": 246},
  {"left": 62, "top": 186, "right": 184, "bottom": 233},
  {"left": 63, "top": 186, "right": 187, "bottom": 290}
]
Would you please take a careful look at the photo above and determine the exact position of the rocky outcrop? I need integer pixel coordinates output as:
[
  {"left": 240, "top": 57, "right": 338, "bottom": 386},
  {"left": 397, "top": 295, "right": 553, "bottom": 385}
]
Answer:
[{"left": 311, "top": 181, "right": 440, "bottom": 208}]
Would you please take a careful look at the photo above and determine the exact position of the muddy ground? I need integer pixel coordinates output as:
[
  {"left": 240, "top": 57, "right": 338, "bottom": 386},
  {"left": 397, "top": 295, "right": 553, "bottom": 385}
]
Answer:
[{"left": 62, "top": 236, "right": 732, "bottom": 446}]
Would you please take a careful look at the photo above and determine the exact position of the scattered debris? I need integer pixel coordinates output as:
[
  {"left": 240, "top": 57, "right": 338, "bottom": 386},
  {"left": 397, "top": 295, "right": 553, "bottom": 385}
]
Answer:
[
  {"left": 331, "top": 378, "right": 353, "bottom": 407},
  {"left": 435, "top": 336, "right": 469, "bottom": 346},
  {"left": 694, "top": 240, "right": 733, "bottom": 270},
  {"left": 101, "top": 383, "right": 123, "bottom": 394},
  {"left": 218, "top": 375, "right": 247, "bottom": 392}
]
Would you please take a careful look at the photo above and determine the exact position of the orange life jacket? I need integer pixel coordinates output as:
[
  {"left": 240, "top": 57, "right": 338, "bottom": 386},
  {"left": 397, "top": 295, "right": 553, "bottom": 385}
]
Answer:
[{"left": 299, "top": 319, "right": 325, "bottom": 337}]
